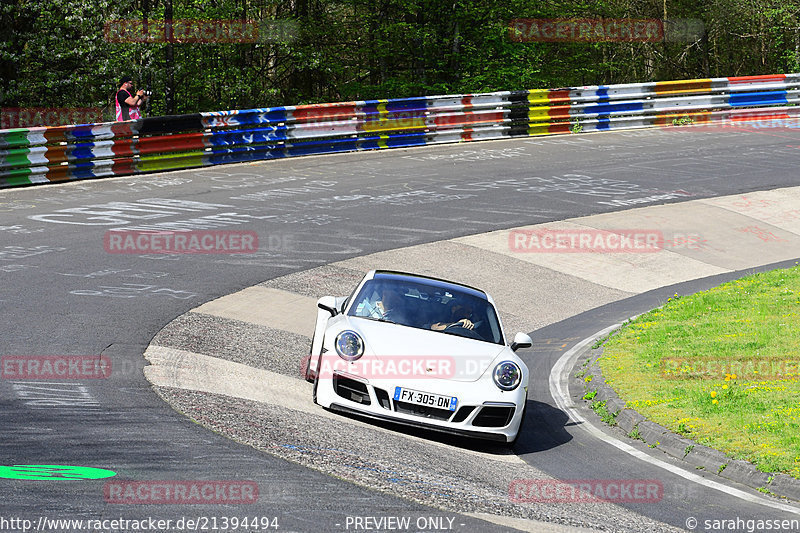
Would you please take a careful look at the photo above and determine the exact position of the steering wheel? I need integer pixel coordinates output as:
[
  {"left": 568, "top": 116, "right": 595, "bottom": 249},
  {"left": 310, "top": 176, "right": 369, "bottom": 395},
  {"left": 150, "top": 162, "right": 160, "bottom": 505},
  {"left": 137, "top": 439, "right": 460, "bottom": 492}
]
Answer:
[
  {"left": 445, "top": 320, "right": 483, "bottom": 330},
  {"left": 443, "top": 325, "right": 484, "bottom": 341}
]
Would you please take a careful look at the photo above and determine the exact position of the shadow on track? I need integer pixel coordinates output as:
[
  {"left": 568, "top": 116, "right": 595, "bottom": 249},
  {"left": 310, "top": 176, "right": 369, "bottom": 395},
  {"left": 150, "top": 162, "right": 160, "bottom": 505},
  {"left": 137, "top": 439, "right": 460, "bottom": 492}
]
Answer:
[{"left": 512, "top": 398, "right": 575, "bottom": 454}]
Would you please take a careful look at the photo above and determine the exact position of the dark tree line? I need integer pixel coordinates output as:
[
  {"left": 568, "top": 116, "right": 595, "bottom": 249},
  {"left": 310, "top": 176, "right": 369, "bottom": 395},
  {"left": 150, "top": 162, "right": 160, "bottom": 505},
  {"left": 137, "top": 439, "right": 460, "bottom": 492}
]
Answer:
[{"left": 1, "top": 0, "right": 799, "bottom": 120}]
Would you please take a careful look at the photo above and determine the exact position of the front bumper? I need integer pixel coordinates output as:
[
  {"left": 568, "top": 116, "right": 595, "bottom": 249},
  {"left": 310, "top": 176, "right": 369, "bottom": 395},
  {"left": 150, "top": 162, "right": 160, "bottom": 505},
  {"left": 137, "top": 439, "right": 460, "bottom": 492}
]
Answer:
[
  {"left": 328, "top": 402, "right": 510, "bottom": 442},
  {"left": 316, "top": 370, "right": 526, "bottom": 443}
]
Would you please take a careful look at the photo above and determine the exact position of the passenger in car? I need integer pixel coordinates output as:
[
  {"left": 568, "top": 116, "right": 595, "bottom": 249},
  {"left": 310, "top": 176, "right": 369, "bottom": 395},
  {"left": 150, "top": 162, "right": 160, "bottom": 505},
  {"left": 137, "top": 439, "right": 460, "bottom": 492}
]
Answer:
[{"left": 374, "top": 286, "right": 411, "bottom": 324}]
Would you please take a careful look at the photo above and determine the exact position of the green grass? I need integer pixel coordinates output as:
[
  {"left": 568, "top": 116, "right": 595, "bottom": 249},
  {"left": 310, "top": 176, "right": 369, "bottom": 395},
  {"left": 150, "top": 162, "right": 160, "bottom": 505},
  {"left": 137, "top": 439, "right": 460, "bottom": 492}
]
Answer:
[
  {"left": 591, "top": 400, "right": 618, "bottom": 426},
  {"left": 597, "top": 265, "right": 800, "bottom": 478}
]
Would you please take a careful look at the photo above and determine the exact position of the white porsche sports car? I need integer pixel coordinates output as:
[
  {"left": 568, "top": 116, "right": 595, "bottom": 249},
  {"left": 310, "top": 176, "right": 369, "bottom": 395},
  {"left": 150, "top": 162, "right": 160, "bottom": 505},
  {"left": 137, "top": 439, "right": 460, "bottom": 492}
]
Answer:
[{"left": 304, "top": 270, "right": 532, "bottom": 443}]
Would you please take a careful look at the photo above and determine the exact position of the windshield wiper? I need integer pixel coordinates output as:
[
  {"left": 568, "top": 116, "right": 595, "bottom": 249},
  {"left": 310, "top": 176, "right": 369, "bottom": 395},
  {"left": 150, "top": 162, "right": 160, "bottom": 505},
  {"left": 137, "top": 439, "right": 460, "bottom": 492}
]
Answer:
[
  {"left": 437, "top": 328, "right": 490, "bottom": 343},
  {"left": 360, "top": 316, "right": 397, "bottom": 325}
]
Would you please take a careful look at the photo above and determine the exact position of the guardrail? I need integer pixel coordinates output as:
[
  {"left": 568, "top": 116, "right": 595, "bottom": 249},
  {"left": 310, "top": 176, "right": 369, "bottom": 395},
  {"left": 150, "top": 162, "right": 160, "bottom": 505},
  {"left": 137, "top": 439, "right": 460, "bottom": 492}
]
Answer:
[{"left": 2, "top": 73, "right": 799, "bottom": 189}]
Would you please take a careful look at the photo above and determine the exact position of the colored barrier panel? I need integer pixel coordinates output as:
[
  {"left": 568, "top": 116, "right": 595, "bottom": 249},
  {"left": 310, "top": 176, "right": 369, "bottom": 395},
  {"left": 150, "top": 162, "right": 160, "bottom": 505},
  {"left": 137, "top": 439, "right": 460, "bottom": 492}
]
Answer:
[{"left": 2, "top": 73, "right": 800, "bottom": 188}]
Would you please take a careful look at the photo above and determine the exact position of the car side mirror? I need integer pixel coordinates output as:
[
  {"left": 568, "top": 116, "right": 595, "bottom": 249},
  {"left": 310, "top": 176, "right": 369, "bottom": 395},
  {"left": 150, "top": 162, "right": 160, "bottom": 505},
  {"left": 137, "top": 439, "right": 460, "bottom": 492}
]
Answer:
[
  {"left": 511, "top": 332, "right": 533, "bottom": 352},
  {"left": 318, "top": 296, "right": 339, "bottom": 317}
]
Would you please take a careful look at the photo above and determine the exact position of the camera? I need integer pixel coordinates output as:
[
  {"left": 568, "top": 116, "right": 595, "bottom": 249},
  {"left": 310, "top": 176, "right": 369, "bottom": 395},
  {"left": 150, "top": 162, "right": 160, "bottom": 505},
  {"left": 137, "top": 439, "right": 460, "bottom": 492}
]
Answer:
[{"left": 141, "top": 90, "right": 152, "bottom": 97}]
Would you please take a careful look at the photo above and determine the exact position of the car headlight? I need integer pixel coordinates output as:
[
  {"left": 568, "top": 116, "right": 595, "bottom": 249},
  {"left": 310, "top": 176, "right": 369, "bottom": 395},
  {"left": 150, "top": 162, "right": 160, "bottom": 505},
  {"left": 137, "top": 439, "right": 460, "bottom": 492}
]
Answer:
[
  {"left": 335, "top": 330, "right": 364, "bottom": 361},
  {"left": 493, "top": 361, "right": 522, "bottom": 391}
]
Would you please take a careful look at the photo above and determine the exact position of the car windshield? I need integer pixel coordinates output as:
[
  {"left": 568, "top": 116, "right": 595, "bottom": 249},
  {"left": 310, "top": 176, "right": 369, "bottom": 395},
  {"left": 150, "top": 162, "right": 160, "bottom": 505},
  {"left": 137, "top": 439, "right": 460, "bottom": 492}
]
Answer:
[{"left": 347, "top": 275, "right": 504, "bottom": 344}]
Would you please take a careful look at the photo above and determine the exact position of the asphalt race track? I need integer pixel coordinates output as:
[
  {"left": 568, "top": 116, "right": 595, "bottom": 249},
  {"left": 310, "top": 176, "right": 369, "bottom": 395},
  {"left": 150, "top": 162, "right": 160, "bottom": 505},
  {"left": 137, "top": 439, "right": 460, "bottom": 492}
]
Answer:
[{"left": 2, "top": 125, "right": 800, "bottom": 532}]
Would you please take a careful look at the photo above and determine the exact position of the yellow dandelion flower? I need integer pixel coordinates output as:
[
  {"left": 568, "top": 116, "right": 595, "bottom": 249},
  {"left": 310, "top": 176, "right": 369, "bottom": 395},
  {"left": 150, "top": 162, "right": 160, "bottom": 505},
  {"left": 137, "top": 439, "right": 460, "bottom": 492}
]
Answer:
[
  {"left": 712, "top": 399, "right": 718, "bottom": 404},
  {"left": 722, "top": 384, "right": 728, "bottom": 390},
  {"left": 710, "top": 391, "right": 717, "bottom": 398}
]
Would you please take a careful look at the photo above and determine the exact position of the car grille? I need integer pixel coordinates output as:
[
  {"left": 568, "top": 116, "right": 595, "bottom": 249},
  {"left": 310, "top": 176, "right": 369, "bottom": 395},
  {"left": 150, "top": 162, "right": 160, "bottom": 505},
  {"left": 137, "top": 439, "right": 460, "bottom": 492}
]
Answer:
[
  {"left": 451, "top": 406, "right": 475, "bottom": 423},
  {"left": 374, "top": 387, "right": 392, "bottom": 409},
  {"left": 335, "top": 378, "right": 515, "bottom": 430},
  {"left": 333, "top": 373, "right": 370, "bottom": 405},
  {"left": 472, "top": 405, "right": 515, "bottom": 427},
  {"left": 393, "top": 401, "right": 453, "bottom": 421},
  {"left": 389, "top": 402, "right": 513, "bottom": 426}
]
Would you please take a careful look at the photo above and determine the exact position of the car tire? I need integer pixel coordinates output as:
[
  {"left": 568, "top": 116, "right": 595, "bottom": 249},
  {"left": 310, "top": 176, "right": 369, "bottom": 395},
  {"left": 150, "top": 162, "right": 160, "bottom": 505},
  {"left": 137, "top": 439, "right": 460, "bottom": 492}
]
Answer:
[
  {"left": 302, "top": 354, "right": 314, "bottom": 382},
  {"left": 303, "top": 333, "right": 317, "bottom": 382}
]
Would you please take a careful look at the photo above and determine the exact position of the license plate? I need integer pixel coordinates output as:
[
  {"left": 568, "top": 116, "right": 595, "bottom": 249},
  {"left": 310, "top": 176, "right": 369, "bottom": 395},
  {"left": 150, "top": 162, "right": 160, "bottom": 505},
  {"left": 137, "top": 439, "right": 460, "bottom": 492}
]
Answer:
[{"left": 394, "top": 387, "right": 457, "bottom": 411}]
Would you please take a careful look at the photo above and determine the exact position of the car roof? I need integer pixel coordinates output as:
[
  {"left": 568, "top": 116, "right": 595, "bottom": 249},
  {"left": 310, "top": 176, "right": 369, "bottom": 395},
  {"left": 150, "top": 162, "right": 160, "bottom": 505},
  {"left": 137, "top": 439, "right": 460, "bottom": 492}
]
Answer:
[{"left": 371, "top": 270, "right": 488, "bottom": 300}]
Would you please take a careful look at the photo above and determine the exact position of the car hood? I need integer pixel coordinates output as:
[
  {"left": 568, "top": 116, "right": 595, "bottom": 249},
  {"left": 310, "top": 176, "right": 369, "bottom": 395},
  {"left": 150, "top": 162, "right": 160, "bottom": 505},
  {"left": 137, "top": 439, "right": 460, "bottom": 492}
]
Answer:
[{"left": 337, "top": 316, "right": 509, "bottom": 381}]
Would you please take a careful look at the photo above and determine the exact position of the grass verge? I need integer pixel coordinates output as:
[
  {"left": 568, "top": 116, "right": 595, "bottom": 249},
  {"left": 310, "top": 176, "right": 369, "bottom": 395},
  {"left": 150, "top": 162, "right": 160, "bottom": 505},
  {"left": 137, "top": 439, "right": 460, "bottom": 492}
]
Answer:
[{"left": 597, "top": 264, "right": 800, "bottom": 478}]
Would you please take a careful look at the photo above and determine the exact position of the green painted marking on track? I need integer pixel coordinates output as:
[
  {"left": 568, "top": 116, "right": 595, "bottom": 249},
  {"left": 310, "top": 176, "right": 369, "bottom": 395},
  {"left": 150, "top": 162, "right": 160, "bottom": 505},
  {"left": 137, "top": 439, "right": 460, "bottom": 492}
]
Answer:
[{"left": 0, "top": 465, "right": 117, "bottom": 480}]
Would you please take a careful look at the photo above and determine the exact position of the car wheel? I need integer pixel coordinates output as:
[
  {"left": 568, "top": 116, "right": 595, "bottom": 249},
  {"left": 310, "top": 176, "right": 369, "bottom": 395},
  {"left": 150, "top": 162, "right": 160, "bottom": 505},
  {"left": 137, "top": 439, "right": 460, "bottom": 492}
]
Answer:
[
  {"left": 302, "top": 354, "right": 314, "bottom": 382},
  {"left": 312, "top": 368, "right": 319, "bottom": 404}
]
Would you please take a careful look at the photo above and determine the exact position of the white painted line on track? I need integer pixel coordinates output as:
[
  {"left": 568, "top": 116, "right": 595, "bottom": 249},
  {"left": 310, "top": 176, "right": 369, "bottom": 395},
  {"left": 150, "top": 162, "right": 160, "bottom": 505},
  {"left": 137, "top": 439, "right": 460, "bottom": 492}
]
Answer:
[{"left": 549, "top": 325, "right": 800, "bottom": 515}]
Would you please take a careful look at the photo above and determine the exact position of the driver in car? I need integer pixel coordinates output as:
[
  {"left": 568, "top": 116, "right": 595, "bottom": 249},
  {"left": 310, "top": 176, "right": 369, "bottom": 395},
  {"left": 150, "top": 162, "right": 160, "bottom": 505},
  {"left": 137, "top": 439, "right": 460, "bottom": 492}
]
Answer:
[{"left": 431, "top": 303, "right": 474, "bottom": 331}]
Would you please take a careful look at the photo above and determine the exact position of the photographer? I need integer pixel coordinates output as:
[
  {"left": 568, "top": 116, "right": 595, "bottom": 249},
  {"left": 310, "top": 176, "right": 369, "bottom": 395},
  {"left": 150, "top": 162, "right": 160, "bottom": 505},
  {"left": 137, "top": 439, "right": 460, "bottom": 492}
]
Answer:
[{"left": 115, "top": 76, "right": 149, "bottom": 121}]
